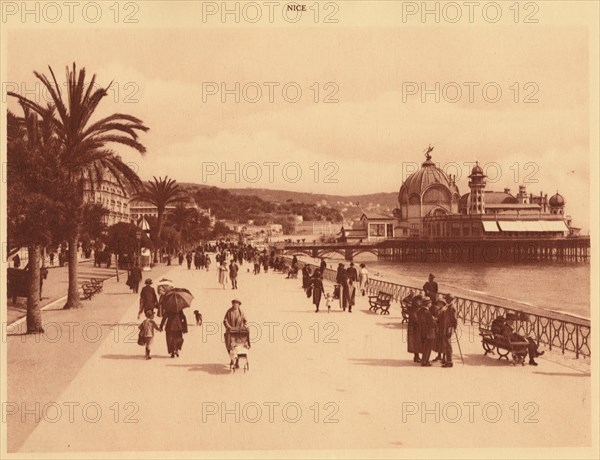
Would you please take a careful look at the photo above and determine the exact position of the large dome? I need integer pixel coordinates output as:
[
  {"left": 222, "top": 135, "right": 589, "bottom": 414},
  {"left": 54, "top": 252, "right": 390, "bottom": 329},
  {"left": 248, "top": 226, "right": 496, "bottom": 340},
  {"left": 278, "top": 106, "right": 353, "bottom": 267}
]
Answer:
[{"left": 399, "top": 157, "right": 453, "bottom": 197}]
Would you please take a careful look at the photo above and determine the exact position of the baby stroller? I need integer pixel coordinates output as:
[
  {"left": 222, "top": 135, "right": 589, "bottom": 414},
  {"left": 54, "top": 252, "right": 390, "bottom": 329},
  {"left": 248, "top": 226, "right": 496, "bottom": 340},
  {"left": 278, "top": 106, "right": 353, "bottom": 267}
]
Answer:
[{"left": 225, "top": 329, "right": 250, "bottom": 373}]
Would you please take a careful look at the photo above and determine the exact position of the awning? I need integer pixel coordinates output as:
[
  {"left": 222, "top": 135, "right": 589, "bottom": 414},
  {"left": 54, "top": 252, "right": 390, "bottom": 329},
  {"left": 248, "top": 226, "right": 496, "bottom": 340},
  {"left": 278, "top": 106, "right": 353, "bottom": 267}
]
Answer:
[
  {"left": 482, "top": 221, "right": 500, "bottom": 232},
  {"left": 541, "top": 220, "right": 569, "bottom": 232},
  {"left": 521, "top": 221, "right": 545, "bottom": 232},
  {"left": 498, "top": 221, "right": 526, "bottom": 232}
]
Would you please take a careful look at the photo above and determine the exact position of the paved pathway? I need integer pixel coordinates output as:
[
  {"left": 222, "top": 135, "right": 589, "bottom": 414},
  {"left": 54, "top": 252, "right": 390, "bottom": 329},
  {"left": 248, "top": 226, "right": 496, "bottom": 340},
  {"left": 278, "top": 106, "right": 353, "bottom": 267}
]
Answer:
[{"left": 6, "top": 260, "right": 592, "bottom": 453}]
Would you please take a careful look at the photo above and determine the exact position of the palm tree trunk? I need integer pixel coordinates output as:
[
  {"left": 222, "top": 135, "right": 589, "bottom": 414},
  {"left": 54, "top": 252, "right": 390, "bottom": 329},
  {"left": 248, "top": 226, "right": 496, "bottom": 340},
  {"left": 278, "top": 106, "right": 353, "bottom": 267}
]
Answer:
[
  {"left": 154, "top": 210, "right": 164, "bottom": 263},
  {"left": 26, "top": 244, "right": 44, "bottom": 333},
  {"left": 63, "top": 234, "right": 82, "bottom": 309}
]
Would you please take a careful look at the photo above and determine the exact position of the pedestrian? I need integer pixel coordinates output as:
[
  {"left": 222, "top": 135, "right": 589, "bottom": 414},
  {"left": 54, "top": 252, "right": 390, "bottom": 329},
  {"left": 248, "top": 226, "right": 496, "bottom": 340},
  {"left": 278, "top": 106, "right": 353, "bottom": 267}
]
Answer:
[
  {"left": 431, "top": 297, "right": 445, "bottom": 364},
  {"left": 223, "top": 299, "right": 248, "bottom": 368},
  {"left": 178, "top": 251, "right": 184, "bottom": 266},
  {"left": 423, "top": 273, "right": 438, "bottom": 303},
  {"left": 407, "top": 295, "right": 423, "bottom": 363},
  {"left": 359, "top": 263, "right": 369, "bottom": 296},
  {"left": 263, "top": 255, "right": 269, "bottom": 273},
  {"left": 49, "top": 252, "right": 55, "bottom": 266},
  {"left": 13, "top": 254, "right": 21, "bottom": 268},
  {"left": 438, "top": 294, "right": 458, "bottom": 368},
  {"left": 418, "top": 298, "right": 436, "bottom": 367},
  {"left": 302, "top": 265, "right": 312, "bottom": 290},
  {"left": 253, "top": 255, "right": 260, "bottom": 275},
  {"left": 159, "top": 306, "right": 188, "bottom": 358},
  {"left": 311, "top": 269, "right": 324, "bottom": 313},
  {"left": 186, "top": 252, "right": 193, "bottom": 270},
  {"left": 138, "top": 310, "right": 161, "bottom": 360},
  {"left": 319, "top": 258, "right": 327, "bottom": 274},
  {"left": 218, "top": 260, "right": 228, "bottom": 289},
  {"left": 204, "top": 254, "right": 211, "bottom": 271},
  {"left": 346, "top": 262, "right": 358, "bottom": 311},
  {"left": 138, "top": 279, "right": 159, "bottom": 319},
  {"left": 229, "top": 259, "right": 239, "bottom": 290},
  {"left": 336, "top": 263, "right": 350, "bottom": 311},
  {"left": 129, "top": 263, "right": 142, "bottom": 294}
]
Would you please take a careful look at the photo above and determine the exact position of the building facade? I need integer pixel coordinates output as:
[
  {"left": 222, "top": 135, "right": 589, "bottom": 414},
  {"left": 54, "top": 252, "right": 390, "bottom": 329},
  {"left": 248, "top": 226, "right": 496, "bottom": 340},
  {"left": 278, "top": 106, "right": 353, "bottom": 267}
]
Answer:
[
  {"left": 82, "top": 170, "right": 132, "bottom": 226},
  {"left": 391, "top": 151, "right": 573, "bottom": 239}
]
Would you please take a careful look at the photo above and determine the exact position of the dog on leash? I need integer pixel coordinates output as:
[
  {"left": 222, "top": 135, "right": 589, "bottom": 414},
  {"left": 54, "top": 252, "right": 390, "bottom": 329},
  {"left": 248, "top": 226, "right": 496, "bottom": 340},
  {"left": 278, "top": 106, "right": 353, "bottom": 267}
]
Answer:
[{"left": 193, "top": 310, "right": 203, "bottom": 326}]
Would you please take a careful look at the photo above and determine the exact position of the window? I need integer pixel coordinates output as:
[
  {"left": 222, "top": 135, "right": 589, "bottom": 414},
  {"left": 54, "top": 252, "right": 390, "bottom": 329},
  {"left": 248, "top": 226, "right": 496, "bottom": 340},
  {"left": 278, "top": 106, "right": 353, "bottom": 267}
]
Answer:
[
  {"left": 386, "top": 224, "right": 394, "bottom": 237},
  {"left": 370, "top": 224, "right": 385, "bottom": 237}
]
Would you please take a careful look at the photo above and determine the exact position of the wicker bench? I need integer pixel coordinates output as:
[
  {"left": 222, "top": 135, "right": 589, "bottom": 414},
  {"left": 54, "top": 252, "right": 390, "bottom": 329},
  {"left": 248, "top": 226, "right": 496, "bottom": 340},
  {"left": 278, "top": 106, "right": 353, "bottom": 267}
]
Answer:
[
  {"left": 82, "top": 283, "right": 96, "bottom": 300},
  {"left": 90, "top": 278, "right": 104, "bottom": 293},
  {"left": 479, "top": 327, "right": 530, "bottom": 365},
  {"left": 368, "top": 291, "right": 393, "bottom": 315}
]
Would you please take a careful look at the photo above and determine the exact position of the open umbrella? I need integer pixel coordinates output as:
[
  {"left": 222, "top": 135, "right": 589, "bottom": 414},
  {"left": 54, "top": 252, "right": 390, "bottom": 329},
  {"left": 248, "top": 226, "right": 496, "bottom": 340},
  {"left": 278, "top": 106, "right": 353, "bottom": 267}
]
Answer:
[{"left": 161, "top": 288, "right": 194, "bottom": 314}]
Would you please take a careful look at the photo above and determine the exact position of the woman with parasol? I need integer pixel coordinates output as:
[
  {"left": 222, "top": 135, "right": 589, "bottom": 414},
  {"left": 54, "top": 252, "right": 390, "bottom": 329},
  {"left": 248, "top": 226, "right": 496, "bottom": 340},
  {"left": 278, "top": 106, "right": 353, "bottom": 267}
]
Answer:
[{"left": 159, "top": 288, "right": 192, "bottom": 357}]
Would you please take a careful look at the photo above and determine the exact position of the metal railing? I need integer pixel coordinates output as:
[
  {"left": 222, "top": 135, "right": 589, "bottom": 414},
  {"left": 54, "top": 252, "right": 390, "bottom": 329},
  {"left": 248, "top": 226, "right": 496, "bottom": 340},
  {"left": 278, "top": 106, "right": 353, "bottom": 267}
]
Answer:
[{"left": 284, "top": 257, "right": 591, "bottom": 358}]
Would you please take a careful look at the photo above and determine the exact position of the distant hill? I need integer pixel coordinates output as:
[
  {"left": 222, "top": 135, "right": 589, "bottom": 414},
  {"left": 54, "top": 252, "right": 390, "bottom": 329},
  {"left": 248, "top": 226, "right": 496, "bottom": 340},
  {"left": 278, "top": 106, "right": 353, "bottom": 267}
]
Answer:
[{"left": 178, "top": 184, "right": 398, "bottom": 222}]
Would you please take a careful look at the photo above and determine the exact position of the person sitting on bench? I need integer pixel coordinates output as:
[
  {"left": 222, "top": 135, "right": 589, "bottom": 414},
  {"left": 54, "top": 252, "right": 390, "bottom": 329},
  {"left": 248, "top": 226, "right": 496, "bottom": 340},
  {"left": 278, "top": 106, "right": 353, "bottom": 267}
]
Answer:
[{"left": 501, "top": 313, "right": 544, "bottom": 366}]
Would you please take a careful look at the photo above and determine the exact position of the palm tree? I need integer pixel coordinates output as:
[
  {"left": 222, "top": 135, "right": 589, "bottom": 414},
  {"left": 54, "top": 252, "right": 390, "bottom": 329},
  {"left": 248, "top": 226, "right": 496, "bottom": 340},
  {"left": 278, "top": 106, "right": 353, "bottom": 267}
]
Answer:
[
  {"left": 7, "top": 108, "right": 58, "bottom": 332},
  {"left": 9, "top": 63, "right": 148, "bottom": 309},
  {"left": 168, "top": 204, "right": 199, "bottom": 250},
  {"left": 134, "top": 177, "right": 185, "bottom": 261}
]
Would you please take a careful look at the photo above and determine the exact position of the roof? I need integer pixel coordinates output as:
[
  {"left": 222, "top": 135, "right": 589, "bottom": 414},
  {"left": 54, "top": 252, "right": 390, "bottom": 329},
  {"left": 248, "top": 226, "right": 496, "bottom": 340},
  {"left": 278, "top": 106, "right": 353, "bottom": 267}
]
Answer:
[
  {"left": 460, "top": 191, "right": 519, "bottom": 207},
  {"left": 361, "top": 212, "right": 394, "bottom": 220},
  {"left": 484, "top": 203, "right": 541, "bottom": 209}
]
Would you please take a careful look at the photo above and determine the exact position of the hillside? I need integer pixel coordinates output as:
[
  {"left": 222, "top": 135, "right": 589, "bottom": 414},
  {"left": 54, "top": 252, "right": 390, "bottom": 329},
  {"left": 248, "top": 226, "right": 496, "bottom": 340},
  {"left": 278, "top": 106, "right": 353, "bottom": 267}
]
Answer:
[{"left": 179, "top": 183, "right": 398, "bottom": 221}]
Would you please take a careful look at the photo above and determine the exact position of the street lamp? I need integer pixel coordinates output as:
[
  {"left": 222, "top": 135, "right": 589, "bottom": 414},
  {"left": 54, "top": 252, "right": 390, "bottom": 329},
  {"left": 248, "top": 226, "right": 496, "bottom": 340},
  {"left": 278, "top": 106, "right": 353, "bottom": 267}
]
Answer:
[{"left": 135, "top": 229, "right": 142, "bottom": 266}]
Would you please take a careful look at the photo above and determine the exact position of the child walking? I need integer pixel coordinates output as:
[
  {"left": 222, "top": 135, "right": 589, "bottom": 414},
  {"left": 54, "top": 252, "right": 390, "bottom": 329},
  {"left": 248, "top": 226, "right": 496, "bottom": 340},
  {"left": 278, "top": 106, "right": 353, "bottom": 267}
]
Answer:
[{"left": 139, "top": 310, "right": 161, "bottom": 360}]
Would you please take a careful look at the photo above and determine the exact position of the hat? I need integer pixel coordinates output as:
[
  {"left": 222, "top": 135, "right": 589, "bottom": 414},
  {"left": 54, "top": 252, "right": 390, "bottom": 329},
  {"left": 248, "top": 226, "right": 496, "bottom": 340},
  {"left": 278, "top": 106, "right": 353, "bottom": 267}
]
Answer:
[
  {"left": 429, "top": 273, "right": 435, "bottom": 278},
  {"left": 232, "top": 299, "right": 242, "bottom": 305},
  {"left": 145, "top": 279, "right": 153, "bottom": 285},
  {"left": 422, "top": 298, "right": 432, "bottom": 306},
  {"left": 444, "top": 293, "right": 454, "bottom": 302},
  {"left": 506, "top": 313, "right": 518, "bottom": 321},
  {"left": 434, "top": 299, "right": 446, "bottom": 308}
]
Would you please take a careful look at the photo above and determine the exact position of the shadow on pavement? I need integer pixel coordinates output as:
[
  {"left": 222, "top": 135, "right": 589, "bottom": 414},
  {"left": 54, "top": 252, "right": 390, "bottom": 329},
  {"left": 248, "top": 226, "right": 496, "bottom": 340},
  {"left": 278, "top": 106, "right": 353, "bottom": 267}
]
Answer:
[
  {"left": 101, "top": 354, "right": 169, "bottom": 360},
  {"left": 166, "top": 363, "right": 231, "bottom": 374},
  {"left": 375, "top": 322, "right": 406, "bottom": 329},
  {"left": 349, "top": 358, "right": 416, "bottom": 367},
  {"left": 532, "top": 371, "right": 590, "bottom": 377}
]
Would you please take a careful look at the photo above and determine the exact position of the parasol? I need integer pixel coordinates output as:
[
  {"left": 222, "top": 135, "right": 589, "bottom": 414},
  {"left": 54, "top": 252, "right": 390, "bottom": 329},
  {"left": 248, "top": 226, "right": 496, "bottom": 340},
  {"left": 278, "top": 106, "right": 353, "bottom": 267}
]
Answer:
[{"left": 161, "top": 288, "right": 194, "bottom": 314}]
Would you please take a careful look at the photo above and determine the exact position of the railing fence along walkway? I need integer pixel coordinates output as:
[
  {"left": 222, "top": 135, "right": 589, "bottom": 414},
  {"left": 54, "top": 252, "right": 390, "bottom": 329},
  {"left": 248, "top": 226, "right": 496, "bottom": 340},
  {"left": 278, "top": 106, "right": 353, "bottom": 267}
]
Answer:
[{"left": 283, "top": 257, "right": 591, "bottom": 358}]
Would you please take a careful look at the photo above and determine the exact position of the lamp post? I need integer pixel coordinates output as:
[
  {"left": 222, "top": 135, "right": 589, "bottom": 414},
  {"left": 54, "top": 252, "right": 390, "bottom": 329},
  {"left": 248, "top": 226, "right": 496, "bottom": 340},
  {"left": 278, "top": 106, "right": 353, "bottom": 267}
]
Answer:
[{"left": 135, "top": 229, "right": 142, "bottom": 267}]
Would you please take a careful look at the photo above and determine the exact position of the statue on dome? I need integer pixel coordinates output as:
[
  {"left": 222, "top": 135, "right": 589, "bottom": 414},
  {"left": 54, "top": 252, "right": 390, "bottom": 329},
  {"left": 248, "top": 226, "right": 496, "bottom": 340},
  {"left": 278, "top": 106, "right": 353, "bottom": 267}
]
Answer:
[{"left": 424, "top": 144, "right": 434, "bottom": 160}]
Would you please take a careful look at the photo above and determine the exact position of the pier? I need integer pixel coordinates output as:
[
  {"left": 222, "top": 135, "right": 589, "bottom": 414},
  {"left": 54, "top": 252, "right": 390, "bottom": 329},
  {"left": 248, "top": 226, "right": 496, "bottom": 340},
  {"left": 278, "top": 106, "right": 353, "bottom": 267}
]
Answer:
[{"left": 276, "top": 236, "right": 591, "bottom": 263}]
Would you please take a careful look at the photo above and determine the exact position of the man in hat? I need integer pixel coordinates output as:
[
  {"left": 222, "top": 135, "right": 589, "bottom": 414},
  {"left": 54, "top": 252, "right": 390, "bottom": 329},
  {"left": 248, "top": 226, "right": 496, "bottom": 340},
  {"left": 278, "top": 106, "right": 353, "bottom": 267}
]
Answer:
[
  {"left": 346, "top": 262, "right": 358, "bottom": 312},
  {"left": 129, "top": 262, "right": 143, "bottom": 294},
  {"left": 438, "top": 294, "right": 458, "bottom": 367},
  {"left": 138, "top": 279, "right": 158, "bottom": 319},
  {"left": 418, "top": 297, "right": 436, "bottom": 366},
  {"left": 502, "top": 313, "right": 544, "bottom": 365},
  {"left": 336, "top": 263, "right": 349, "bottom": 311},
  {"left": 407, "top": 295, "right": 423, "bottom": 363},
  {"left": 423, "top": 273, "right": 438, "bottom": 304}
]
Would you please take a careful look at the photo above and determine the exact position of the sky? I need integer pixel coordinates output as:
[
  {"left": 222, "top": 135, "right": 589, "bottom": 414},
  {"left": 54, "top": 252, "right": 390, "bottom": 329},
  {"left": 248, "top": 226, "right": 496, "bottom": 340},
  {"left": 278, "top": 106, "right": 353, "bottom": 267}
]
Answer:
[{"left": 4, "top": 8, "right": 592, "bottom": 231}]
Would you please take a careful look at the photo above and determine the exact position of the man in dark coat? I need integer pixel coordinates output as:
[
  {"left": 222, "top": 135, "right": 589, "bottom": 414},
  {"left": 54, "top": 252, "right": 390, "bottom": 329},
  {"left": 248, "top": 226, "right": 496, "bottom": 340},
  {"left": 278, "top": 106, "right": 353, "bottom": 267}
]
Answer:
[
  {"left": 438, "top": 294, "right": 458, "bottom": 367},
  {"left": 336, "top": 263, "right": 349, "bottom": 311},
  {"left": 138, "top": 279, "right": 158, "bottom": 319},
  {"left": 130, "top": 263, "right": 143, "bottom": 293},
  {"left": 407, "top": 295, "right": 423, "bottom": 363},
  {"left": 418, "top": 298, "right": 436, "bottom": 366},
  {"left": 320, "top": 258, "right": 327, "bottom": 274},
  {"left": 346, "top": 262, "right": 358, "bottom": 311},
  {"left": 311, "top": 270, "right": 324, "bottom": 313},
  {"left": 423, "top": 273, "right": 438, "bottom": 303},
  {"left": 502, "top": 313, "right": 544, "bottom": 366}
]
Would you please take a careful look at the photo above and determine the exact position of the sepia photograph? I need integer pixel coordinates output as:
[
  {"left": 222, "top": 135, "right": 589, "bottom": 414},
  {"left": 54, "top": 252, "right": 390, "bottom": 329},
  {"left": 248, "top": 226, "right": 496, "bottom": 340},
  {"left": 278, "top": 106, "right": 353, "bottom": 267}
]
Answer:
[{"left": 1, "top": 1, "right": 598, "bottom": 458}]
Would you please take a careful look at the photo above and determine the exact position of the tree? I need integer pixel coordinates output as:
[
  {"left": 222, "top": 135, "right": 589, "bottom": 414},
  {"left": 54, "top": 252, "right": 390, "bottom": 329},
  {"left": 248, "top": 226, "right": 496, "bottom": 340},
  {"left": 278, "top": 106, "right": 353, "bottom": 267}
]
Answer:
[
  {"left": 7, "top": 108, "right": 61, "bottom": 333},
  {"left": 79, "top": 203, "right": 108, "bottom": 250},
  {"left": 211, "top": 221, "right": 231, "bottom": 239},
  {"left": 9, "top": 63, "right": 149, "bottom": 309},
  {"left": 134, "top": 176, "right": 185, "bottom": 261}
]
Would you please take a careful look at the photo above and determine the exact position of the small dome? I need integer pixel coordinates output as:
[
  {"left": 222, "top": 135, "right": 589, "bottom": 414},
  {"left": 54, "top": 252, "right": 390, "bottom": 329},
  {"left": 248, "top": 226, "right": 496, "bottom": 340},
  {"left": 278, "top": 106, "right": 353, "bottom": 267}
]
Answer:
[
  {"left": 549, "top": 192, "right": 565, "bottom": 207},
  {"left": 470, "top": 162, "right": 484, "bottom": 176}
]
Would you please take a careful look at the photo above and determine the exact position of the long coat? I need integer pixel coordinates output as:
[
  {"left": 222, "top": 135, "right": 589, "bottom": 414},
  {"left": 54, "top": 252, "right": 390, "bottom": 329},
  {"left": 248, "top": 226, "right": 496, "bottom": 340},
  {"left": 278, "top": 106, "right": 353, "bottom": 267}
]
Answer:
[
  {"left": 160, "top": 311, "right": 188, "bottom": 354},
  {"left": 312, "top": 276, "right": 324, "bottom": 307},
  {"left": 407, "top": 302, "right": 423, "bottom": 354},
  {"left": 437, "top": 303, "right": 457, "bottom": 355}
]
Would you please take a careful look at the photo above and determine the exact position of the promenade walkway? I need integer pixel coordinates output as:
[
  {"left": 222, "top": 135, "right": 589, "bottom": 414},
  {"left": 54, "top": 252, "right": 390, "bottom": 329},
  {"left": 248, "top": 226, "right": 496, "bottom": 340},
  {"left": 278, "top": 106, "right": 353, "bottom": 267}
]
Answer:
[{"left": 5, "top": 259, "right": 592, "bottom": 454}]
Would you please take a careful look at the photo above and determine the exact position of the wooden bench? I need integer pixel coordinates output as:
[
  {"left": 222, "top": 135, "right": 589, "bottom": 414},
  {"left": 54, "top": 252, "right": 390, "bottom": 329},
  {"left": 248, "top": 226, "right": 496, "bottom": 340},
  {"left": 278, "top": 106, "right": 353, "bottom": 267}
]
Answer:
[
  {"left": 82, "top": 283, "right": 96, "bottom": 300},
  {"left": 90, "top": 278, "right": 103, "bottom": 293},
  {"left": 368, "top": 291, "right": 393, "bottom": 315},
  {"left": 400, "top": 299, "right": 411, "bottom": 323},
  {"left": 479, "top": 327, "right": 530, "bottom": 365}
]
